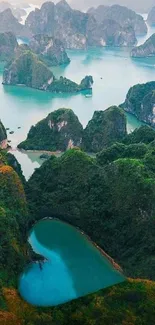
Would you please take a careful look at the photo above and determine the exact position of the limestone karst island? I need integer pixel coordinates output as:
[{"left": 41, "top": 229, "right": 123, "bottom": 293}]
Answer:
[{"left": 1, "top": 1, "right": 155, "bottom": 325}]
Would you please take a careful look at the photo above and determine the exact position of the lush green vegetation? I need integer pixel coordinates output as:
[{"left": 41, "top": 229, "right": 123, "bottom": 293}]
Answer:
[
  {"left": 2, "top": 121, "right": 155, "bottom": 324},
  {"left": 0, "top": 120, "right": 7, "bottom": 143},
  {"left": 123, "top": 125, "right": 155, "bottom": 144},
  {"left": 48, "top": 75, "right": 93, "bottom": 93},
  {"left": 48, "top": 76, "right": 81, "bottom": 93},
  {"left": 29, "top": 34, "right": 70, "bottom": 67},
  {"left": 0, "top": 150, "right": 28, "bottom": 289},
  {"left": 80, "top": 75, "right": 94, "bottom": 89},
  {"left": 122, "top": 81, "right": 155, "bottom": 126},
  {"left": 3, "top": 48, "right": 93, "bottom": 94},
  {"left": 96, "top": 142, "right": 148, "bottom": 165},
  {"left": 1, "top": 279, "right": 155, "bottom": 325},
  {"left": 18, "top": 108, "right": 83, "bottom": 151},
  {"left": 27, "top": 142, "right": 155, "bottom": 280},
  {"left": 18, "top": 106, "right": 126, "bottom": 152},
  {"left": 82, "top": 106, "right": 127, "bottom": 152},
  {"left": 3, "top": 50, "right": 53, "bottom": 90}
]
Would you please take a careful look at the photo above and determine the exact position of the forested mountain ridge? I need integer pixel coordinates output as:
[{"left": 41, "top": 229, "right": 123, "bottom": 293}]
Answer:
[{"left": 1, "top": 118, "right": 155, "bottom": 323}]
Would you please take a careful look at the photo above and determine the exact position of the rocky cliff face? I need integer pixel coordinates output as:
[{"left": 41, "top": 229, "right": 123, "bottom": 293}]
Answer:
[
  {"left": 25, "top": 1, "right": 137, "bottom": 48},
  {"left": 131, "top": 34, "right": 155, "bottom": 57},
  {"left": 0, "top": 119, "right": 7, "bottom": 149},
  {"left": 0, "top": 2, "right": 26, "bottom": 22},
  {"left": 0, "top": 32, "right": 18, "bottom": 61},
  {"left": 82, "top": 106, "right": 127, "bottom": 153},
  {"left": 80, "top": 75, "right": 94, "bottom": 89},
  {"left": 0, "top": 8, "right": 30, "bottom": 38},
  {"left": 87, "top": 18, "right": 136, "bottom": 47},
  {"left": 18, "top": 108, "right": 83, "bottom": 151},
  {"left": 121, "top": 81, "right": 155, "bottom": 126},
  {"left": 88, "top": 4, "right": 147, "bottom": 36},
  {"left": 29, "top": 34, "right": 70, "bottom": 66},
  {"left": 147, "top": 6, "right": 155, "bottom": 26},
  {"left": 3, "top": 47, "right": 93, "bottom": 93},
  {"left": 3, "top": 50, "right": 54, "bottom": 90},
  {"left": 18, "top": 106, "right": 126, "bottom": 152},
  {"left": 25, "top": 2, "right": 56, "bottom": 36}
]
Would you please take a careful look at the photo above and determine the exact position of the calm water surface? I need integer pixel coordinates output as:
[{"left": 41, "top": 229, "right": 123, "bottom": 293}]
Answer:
[
  {"left": 19, "top": 219, "right": 125, "bottom": 306},
  {"left": 1, "top": 19, "right": 155, "bottom": 178}
]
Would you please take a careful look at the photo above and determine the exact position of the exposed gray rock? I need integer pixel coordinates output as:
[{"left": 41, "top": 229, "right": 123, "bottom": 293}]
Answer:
[
  {"left": 131, "top": 34, "right": 155, "bottom": 57},
  {"left": 0, "top": 8, "right": 31, "bottom": 38},
  {"left": 3, "top": 50, "right": 54, "bottom": 90},
  {"left": 3, "top": 49, "right": 93, "bottom": 94},
  {"left": 18, "top": 108, "right": 83, "bottom": 151},
  {"left": 71, "top": 0, "right": 154, "bottom": 14},
  {"left": 29, "top": 34, "right": 70, "bottom": 66},
  {"left": 25, "top": 1, "right": 137, "bottom": 49},
  {"left": 147, "top": 6, "right": 155, "bottom": 26},
  {"left": 0, "top": 1, "right": 27, "bottom": 22},
  {"left": 121, "top": 81, "right": 155, "bottom": 127},
  {"left": 0, "top": 32, "right": 18, "bottom": 61},
  {"left": 87, "top": 19, "right": 137, "bottom": 47},
  {"left": 0, "top": 119, "right": 7, "bottom": 149},
  {"left": 88, "top": 4, "right": 147, "bottom": 36}
]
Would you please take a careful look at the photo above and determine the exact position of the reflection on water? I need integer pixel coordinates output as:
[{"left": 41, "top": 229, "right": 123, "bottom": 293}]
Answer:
[
  {"left": 20, "top": 230, "right": 77, "bottom": 306},
  {"left": 9, "top": 149, "right": 43, "bottom": 180},
  {"left": 19, "top": 219, "right": 125, "bottom": 307}
]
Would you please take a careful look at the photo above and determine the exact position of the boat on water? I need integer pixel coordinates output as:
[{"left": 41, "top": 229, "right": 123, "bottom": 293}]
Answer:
[{"left": 85, "top": 94, "right": 92, "bottom": 98}]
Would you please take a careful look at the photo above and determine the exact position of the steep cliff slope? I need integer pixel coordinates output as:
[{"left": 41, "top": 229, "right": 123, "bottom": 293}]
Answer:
[
  {"left": 82, "top": 106, "right": 127, "bottom": 152},
  {"left": 18, "top": 108, "right": 83, "bottom": 151},
  {"left": 121, "top": 81, "right": 155, "bottom": 126},
  {"left": 131, "top": 34, "right": 155, "bottom": 57},
  {"left": 25, "top": 1, "right": 137, "bottom": 48}
]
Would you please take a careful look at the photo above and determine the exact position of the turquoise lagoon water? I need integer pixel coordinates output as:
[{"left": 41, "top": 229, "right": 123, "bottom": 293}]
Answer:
[
  {"left": 19, "top": 219, "right": 125, "bottom": 306},
  {"left": 1, "top": 22, "right": 155, "bottom": 178}
]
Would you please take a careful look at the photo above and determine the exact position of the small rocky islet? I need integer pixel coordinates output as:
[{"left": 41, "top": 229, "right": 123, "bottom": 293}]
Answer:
[
  {"left": 2, "top": 48, "right": 93, "bottom": 93},
  {"left": 18, "top": 108, "right": 84, "bottom": 151},
  {"left": 17, "top": 81, "right": 155, "bottom": 152},
  {"left": 0, "top": 29, "right": 93, "bottom": 94}
]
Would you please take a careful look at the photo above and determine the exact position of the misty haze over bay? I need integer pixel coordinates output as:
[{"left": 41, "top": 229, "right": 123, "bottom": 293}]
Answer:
[{"left": 3, "top": 0, "right": 155, "bottom": 13}]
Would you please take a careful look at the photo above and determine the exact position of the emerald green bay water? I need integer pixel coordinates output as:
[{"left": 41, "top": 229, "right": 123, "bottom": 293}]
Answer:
[
  {"left": 0, "top": 28, "right": 155, "bottom": 178},
  {"left": 19, "top": 219, "right": 125, "bottom": 306}
]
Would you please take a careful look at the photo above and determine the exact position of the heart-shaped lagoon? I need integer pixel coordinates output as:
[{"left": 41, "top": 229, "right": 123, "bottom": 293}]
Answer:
[{"left": 19, "top": 219, "right": 125, "bottom": 306}]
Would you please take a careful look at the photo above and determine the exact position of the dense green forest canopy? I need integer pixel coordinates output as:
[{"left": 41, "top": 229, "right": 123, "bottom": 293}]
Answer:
[
  {"left": 1, "top": 124, "right": 155, "bottom": 324},
  {"left": 27, "top": 128, "right": 155, "bottom": 280}
]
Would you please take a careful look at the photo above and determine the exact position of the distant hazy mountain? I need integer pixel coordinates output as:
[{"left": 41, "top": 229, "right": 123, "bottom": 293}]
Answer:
[
  {"left": 2, "top": 0, "right": 155, "bottom": 13},
  {"left": 69, "top": 0, "right": 155, "bottom": 13},
  {"left": 25, "top": 1, "right": 138, "bottom": 49}
]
